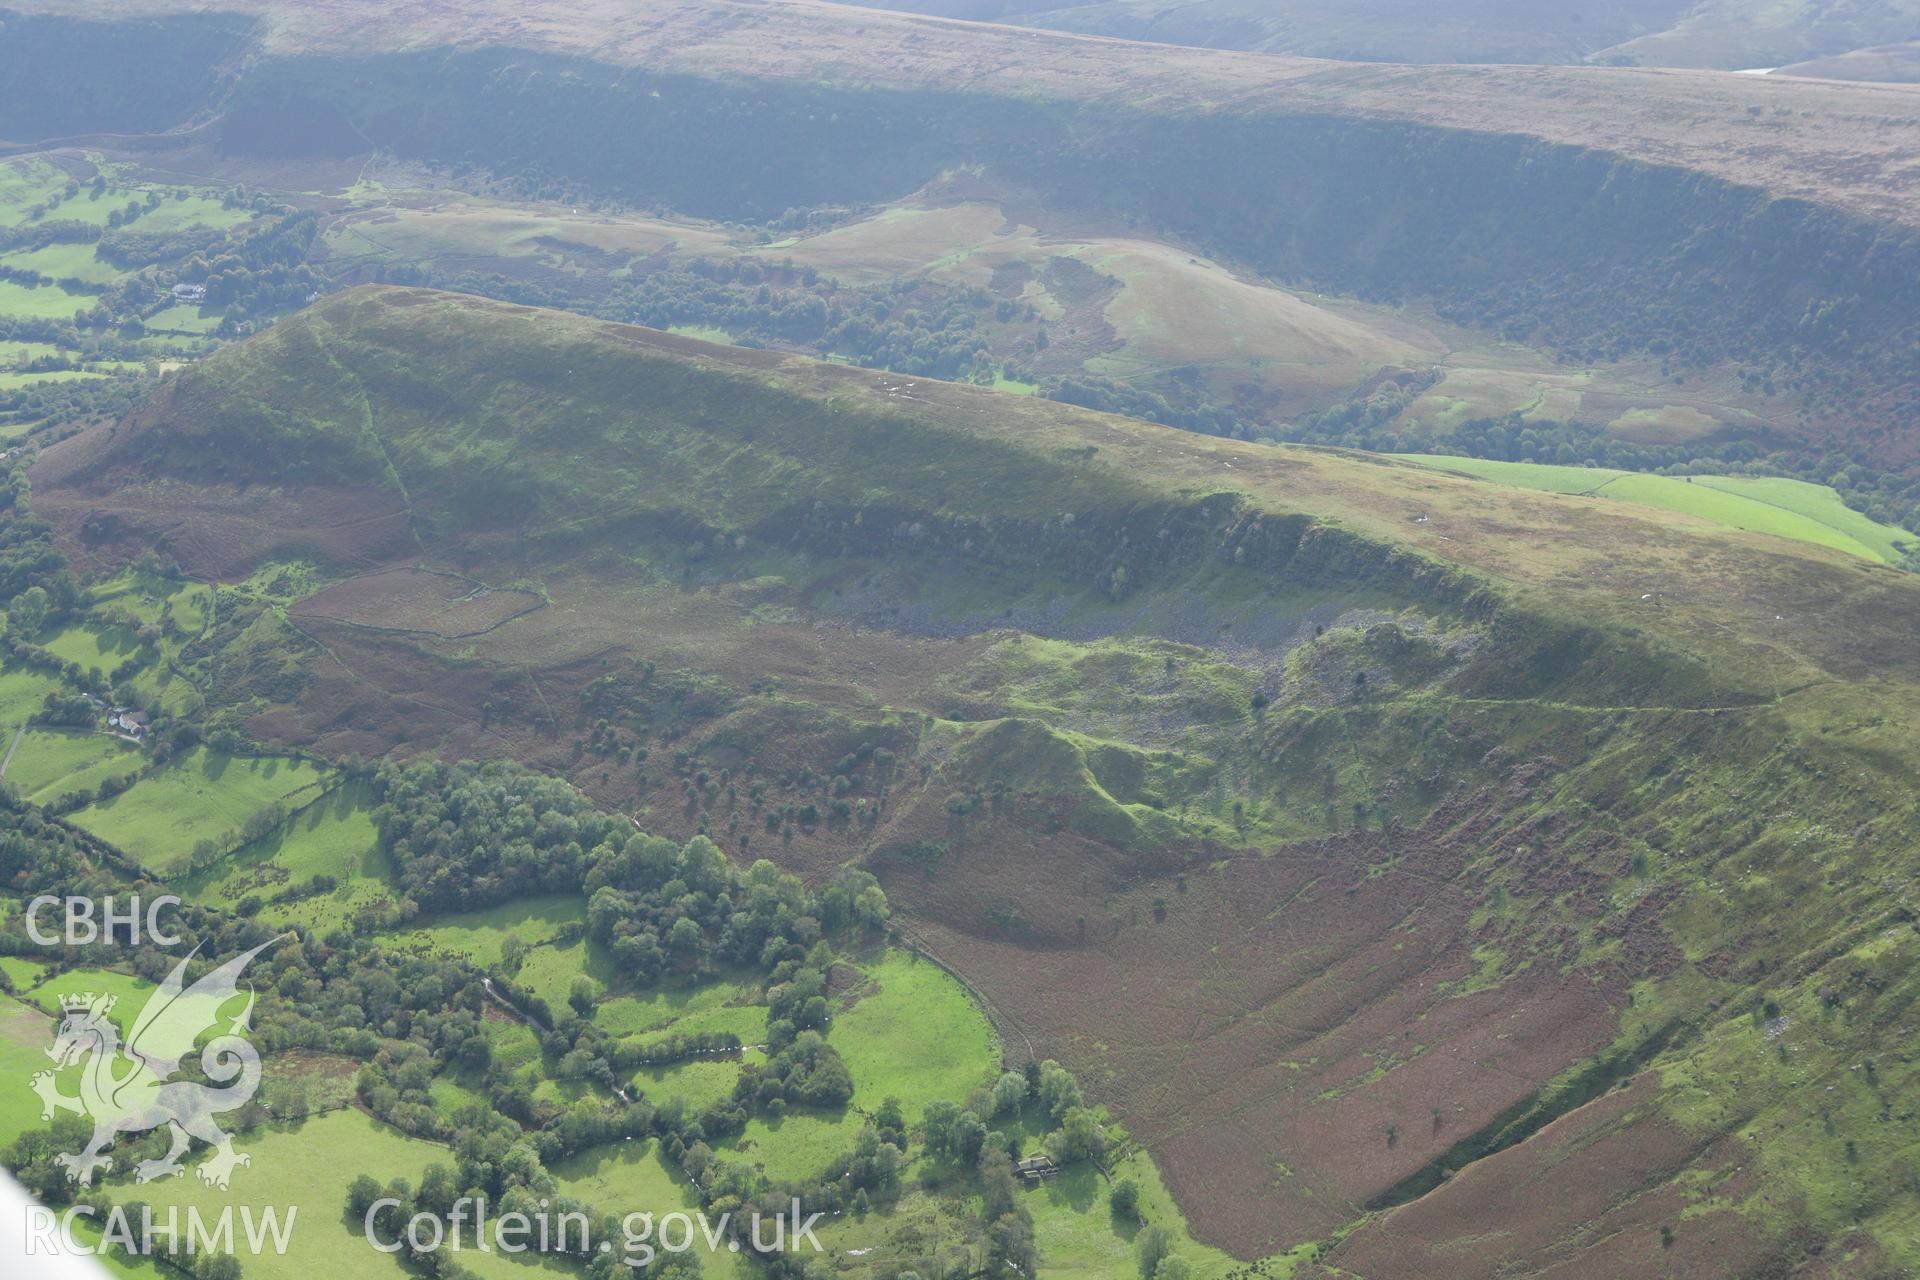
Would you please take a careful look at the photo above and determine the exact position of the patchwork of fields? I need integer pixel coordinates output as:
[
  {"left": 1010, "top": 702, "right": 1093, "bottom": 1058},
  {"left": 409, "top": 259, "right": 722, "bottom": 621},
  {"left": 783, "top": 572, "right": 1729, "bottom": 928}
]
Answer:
[{"left": 0, "top": 151, "right": 321, "bottom": 432}]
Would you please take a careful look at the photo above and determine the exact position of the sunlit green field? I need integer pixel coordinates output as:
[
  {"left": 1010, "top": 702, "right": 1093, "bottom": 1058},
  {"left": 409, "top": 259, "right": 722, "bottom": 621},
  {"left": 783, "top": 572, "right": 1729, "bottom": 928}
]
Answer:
[
  {"left": 0, "top": 998, "right": 62, "bottom": 1148},
  {"left": 68, "top": 748, "right": 331, "bottom": 870},
  {"left": 0, "top": 279, "right": 88, "bottom": 321},
  {"left": 1394, "top": 455, "right": 1915, "bottom": 564},
  {"left": 0, "top": 241, "right": 130, "bottom": 285},
  {"left": 386, "top": 895, "right": 585, "bottom": 967},
  {"left": 550, "top": 1140, "right": 755, "bottom": 1279},
  {"left": 514, "top": 937, "right": 619, "bottom": 1010},
  {"left": 115, "top": 1109, "right": 436, "bottom": 1280},
  {"left": 596, "top": 974, "right": 762, "bottom": 1041},
  {"left": 1686, "top": 474, "right": 1916, "bottom": 564},
  {"left": 0, "top": 728, "right": 141, "bottom": 806},
  {"left": 832, "top": 951, "right": 998, "bottom": 1121},
  {"left": 144, "top": 302, "right": 222, "bottom": 333},
  {"left": 0, "top": 368, "right": 107, "bottom": 390},
  {"left": 0, "top": 663, "right": 61, "bottom": 725},
  {"left": 25, "top": 967, "right": 157, "bottom": 1038},
  {"left": 632, "top": 1054, "right": 753, "bottom": 1112},
  {"left": 35, "top": 619, "right": 142, "bottom": 672},
  {"left": 183, "top": 781, "right": 393, "bottom": 928}
]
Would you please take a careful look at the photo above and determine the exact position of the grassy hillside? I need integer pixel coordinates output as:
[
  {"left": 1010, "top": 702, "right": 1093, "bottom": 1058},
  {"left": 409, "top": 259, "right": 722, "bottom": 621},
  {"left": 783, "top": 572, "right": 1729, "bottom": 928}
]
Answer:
[{"left": 22, "top": 285, "right": 1920, "bottom": 1276}]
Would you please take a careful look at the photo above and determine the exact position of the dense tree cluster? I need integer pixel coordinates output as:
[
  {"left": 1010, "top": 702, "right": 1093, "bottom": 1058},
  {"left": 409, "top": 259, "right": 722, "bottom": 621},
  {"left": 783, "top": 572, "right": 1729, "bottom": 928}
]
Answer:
[
  {"left": 0, "top": 793, "right": 115, "bottom": 903},
  {"left": 0, "top": 463, "right": 74, "bottom": 606},
  {"left": 368, "top": 758, "right": 624, "bottom": 915},
  {"left": 0, "top": 361, "right": 150, "bottom": 428},
  {"left": 1042, "top": 374, "right": 1238, "bottom": 438},
  {"left": 392, "top": 254, "right": 1020, "bottom": 384}
]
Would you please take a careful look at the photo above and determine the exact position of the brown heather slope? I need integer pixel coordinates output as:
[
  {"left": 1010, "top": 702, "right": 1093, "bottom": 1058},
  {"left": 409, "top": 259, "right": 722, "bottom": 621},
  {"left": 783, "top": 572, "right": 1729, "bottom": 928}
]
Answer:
[
  {"left": 27, "top": 288, "right": 1920, "bottom": 1272},
  {"left": 8, "top": 0, "right": 1920, "bottom": 227},
  {"left": 33, "top": 287, "right": 1920, "bottom": 699}
]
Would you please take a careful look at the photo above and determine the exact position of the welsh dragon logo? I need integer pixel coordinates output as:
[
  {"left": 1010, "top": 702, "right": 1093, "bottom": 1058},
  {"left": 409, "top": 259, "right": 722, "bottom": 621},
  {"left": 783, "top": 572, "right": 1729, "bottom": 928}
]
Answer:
[{"left": 29, "top": 938, "right": 279, "bottom": 1190}]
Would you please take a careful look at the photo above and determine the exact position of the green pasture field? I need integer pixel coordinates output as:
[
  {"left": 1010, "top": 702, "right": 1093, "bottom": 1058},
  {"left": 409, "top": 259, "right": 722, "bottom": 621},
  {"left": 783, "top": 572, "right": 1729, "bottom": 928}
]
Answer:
[
  {"left": 143, "top": 302, "right": 221, "bottom": 333},
  {"left": 0, "top": 339, "right": 64, "bottom": 366},
  {"left": 1689, "top": 474, "right": 1916, "bottom": 564},
  {"left": 481, "top": 1019, "right": 543, "bottom": 1076},
  {"left": 550, "top": 1140, "right": 755, "bottom": 1279},
  {"left": 631, "top": 1050, "right": 767, "bottom": 1115},
  {"left": 1023, "top": 1149, "right": 1248, "bottom": 1279},
  {"left": 36, "top": 619, "right": 142, "bottom": 672},
  {"left": 0, "top": 728, "right": 141, "bottom": 806},
  {"left": 130, "top": 194, "right": 253, "bottom": 234},
  {"left": 69, "top": 748, "right": 330, "bottom": 871},
  {"left": 833, "top": 951, "right": 999, "bottom": 1122},
  {"left": 1393, "top": 455, "right": 1912, "bottom": 563},
  {"left": 1596, "top": 473, "right": 1893, "bottom": 562},
  {"left": 595, "top": 974, "right": 761, "bottom": 1040},
  {"left": 722, "top": 1108, "right": 861, "bottom": 1184},
  {"left": 0, "top": 956, "right": 48, "bottom": 989},
  {"left": 120, "top": 1109, "right": 441, "bottom": 1280},
  {"left": 0, "top": 241, "right": 131, "bottom": 285},
  {"left": 0, "top": 663, "right": 61, "bottom": 725},
  {"left": 0, "top": 997, "right": 61, "bottom": 1148},
  {"left": 25, "top": 967, "right": 157, "bottom": 1039},
  {"left": 0, "top": 369, "right": 105, "bottom": 390},
  {"left": 387, "top": 895, "right": 585, "bottom": 967},
  {"left": 513, "top": 937, "right": 619, "bottom": 1010},
  {"left": 184, "top": 781, "right": 392, "bottom": 928},
  {"left": 0, "top": 279, "right": 89, "bottom": 321},
  {"left": 428, "top": 1070, "right": 487, "bottom": 1116},
  {"left": 0, "top": 157, "right": 70, "bottom": 221}
]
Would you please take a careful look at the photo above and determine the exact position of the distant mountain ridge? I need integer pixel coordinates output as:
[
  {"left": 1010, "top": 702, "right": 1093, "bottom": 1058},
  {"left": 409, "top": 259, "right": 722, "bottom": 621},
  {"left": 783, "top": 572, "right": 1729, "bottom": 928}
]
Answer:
[{"left": 837, "top": 0, "right": 1920, "bottom": 70}]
